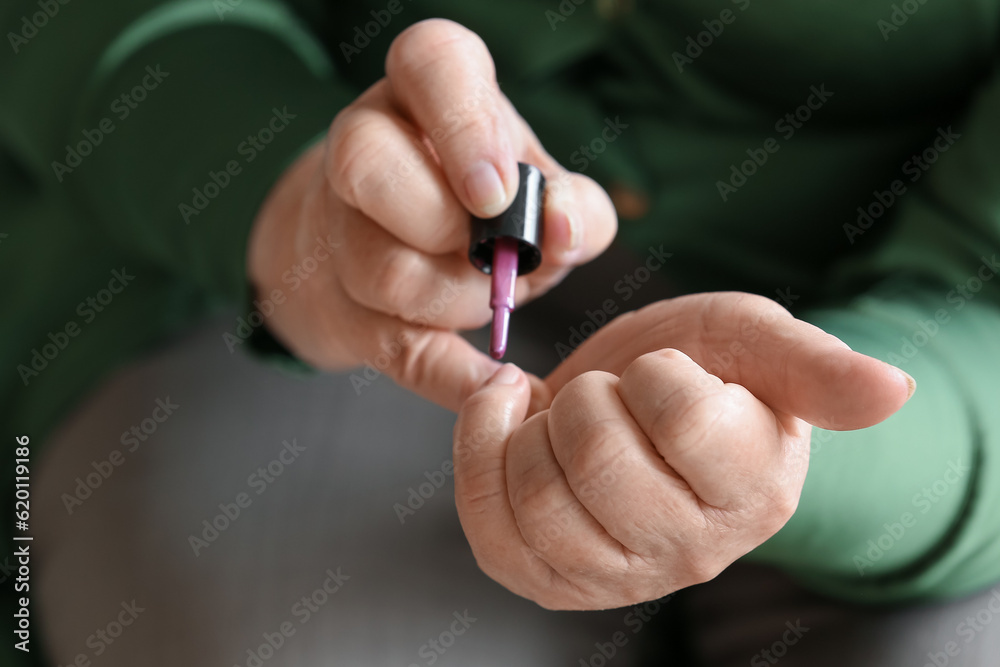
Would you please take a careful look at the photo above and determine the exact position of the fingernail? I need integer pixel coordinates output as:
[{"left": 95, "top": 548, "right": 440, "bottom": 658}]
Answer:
[
  {"left": 899, "top": 369, "right": 917, "bottom": 400},
  {"left": 465, "top": 161, "right": 508, "bottom": 218},
  {"left": 487, "top": 363, "right": 520, "bottom": 386},
  {"left": 566, "top": 208, "right": 582, "bottom": 254},
  {"left": 549, "top": 206, "right": 583, "bottom": 263}
]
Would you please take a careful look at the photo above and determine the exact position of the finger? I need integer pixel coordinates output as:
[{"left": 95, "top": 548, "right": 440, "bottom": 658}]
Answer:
[
  {"left": 617, "top": 349, "right": 809, "bottom": 513},
  {"left": 512, "top": 170, "right": 619, "bottom": 303},
  {"left": 546, "top": 292, "right": 914, "bottom": 430},
  {"left": 516, "top": 120, "right": 618, "bottom": 271},
  {"left": 385, "top": 19, "right": 519, "bottom": 218},
  {"left": 453, "top": 365, "right": 559, "bottom": 600},
  {"left": 325, "top": 81, "right": 470, "bottom": 254},
  {"left": 476, "top": 116, "right": 619, "bottom": 305},
  {"left": 334, "top": 206, "right": 494, "bottom": 329},
  {"left": 505, "top": 411, "right": 632, "bottom": 586},
  {"left": 546, "top": 371, "right": 703, "bottom": 557},
  {"left": 328, "top": 277, "right": 500, "bottom": 411}
]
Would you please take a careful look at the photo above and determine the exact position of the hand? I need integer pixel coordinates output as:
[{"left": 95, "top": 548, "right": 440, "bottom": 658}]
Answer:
[
  {"left": 246, "top": 19, "right": 616, "bottom": 411},
  {"left": 453, "top": 292, "right": 914, "bottom": 609}
]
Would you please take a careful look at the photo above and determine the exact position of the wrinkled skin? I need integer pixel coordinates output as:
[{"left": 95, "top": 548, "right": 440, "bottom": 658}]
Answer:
[{"left": 248, "top": 19, "right": 914, "bottom": 611}]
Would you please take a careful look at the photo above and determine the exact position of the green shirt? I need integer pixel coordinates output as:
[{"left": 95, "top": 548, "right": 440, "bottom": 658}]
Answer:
[{"left": 4, "top": 1, "right": 1000, "bottom": 664}]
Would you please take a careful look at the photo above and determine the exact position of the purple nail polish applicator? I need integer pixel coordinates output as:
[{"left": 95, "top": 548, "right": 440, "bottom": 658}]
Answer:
[{"left": 468, "top": 163, "right": 545, "bottom": 360}]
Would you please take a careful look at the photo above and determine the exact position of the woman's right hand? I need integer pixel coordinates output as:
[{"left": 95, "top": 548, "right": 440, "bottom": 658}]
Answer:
[{"left": 247, "top": 18, "right": 617, "bottom": 410}]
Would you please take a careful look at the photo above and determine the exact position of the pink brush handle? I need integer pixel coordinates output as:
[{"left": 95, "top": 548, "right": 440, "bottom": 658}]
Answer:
[{"left": 489, "top": 237, "right": 519, "bottom": 359}]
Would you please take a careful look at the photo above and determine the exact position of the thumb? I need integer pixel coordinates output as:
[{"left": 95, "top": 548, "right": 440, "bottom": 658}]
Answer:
[
  {"left": 453, "top": 364, "right": 530, "bottom": 525},
  {"left": 546, "top": 293, "right": 915, "bottom": 431}
]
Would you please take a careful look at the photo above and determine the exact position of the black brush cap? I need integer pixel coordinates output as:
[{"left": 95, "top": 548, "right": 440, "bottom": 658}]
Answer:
[{"left": 469, "top": 162, "right": 545, "bottom": 275}]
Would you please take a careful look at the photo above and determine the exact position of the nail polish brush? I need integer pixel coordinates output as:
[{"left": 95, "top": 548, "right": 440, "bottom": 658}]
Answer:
[{"left": 468, "top": 163, "right": 546, "bottom": 360}]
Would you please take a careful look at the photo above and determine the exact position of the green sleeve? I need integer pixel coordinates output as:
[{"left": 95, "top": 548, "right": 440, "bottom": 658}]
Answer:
[
  {"left": 1, "top": 4, "right": 357, "bottom": 665},
  {"left": 2, "top": 0, "right": 357, "bottom": 306},
  {"left": 64, "top": 1, "right": 356, "bottom": 304},
  {"left": 747, "top": 58, "right": 1000, "bottom": 603}
]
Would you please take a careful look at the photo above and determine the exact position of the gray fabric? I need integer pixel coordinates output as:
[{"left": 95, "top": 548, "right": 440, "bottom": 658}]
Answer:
[
  {"left": 33, "top": 315, "right": 653, "bottom": 667},
  {"left": 686, "top": 563, "right": 1000, "bottom": 667}
]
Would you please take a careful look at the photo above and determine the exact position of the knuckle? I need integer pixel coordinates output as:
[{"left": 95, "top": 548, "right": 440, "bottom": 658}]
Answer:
[
  {"left": 511, "top": 493, "right": 564, "bottom": 555},
  {"left": 627, "top": 348, "right": 688, "bottom": 378},
  {"left": 682, "top": 547, "right": 727, "bottom": 585},
  {"left": 553, "top": 370, "right": 615, "bottom": 409},
  {"left": 654, "top": 390, "right": 725, "bottom": 452},
  {"left": 762, "top": 485, "right": 801, "bottom": 530},
  {"left": 393, "top": 327, "right": 441, "bottom": 390},
  {"left": 736, "top": 291, "right": 790, "bottom": 324},
  {"left": 620, "top": 349, "right": 692, "bottom": 396},
  {"left": 440, "top": 111, "right": 502, "bottom": 150},
  {"left": 623, "top": 370, "right": 722, "bottom": 454},
  {"left": 417, "top": 207, "right": 460, "bottom": 254},
  {"left": 326, "top": 111, "right": 383, "bottom": 206},
  {"left": 372, "top": 248, "right": 422, "bottom": 314}
]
